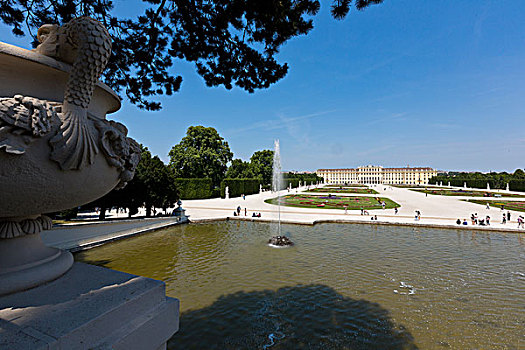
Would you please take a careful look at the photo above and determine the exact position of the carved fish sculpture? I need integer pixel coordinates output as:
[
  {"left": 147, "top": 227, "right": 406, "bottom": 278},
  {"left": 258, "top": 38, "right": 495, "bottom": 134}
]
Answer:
[{"left": 0, "top": 16, "right": 112, "bottom": 170}]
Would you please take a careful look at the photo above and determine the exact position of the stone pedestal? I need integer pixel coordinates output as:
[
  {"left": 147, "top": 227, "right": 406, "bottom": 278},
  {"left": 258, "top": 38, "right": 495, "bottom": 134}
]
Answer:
[{"left": 0, "top": 262, "right": 179, "bottom": 349}]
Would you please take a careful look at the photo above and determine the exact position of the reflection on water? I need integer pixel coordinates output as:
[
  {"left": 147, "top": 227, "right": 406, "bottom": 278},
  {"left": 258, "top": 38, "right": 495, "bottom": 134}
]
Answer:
[{"left": 75, "top": 222, "right": 525, "bottom": 349}]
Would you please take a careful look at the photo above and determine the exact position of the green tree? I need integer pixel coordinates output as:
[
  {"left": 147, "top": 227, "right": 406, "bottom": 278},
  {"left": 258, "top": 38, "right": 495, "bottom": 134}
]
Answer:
[
  {"left": 225, "top": 159, "right": 253, "bottom": 179},
  {"left": 2, "top": 1, "right": 383, "bottom": 110},
  {"left": 249, "top": 150, "right": 274, "bottom": 185},
  {"left": 169, "top": 126, "right": 233, "bottom": 187},
  {"left": 137, "top": 147, "right": 179, "bottom": 216},
  {"left": 89, "top": 145, "right": 178, "bottom": 218},
  {"left": 513, "top": 169, "right": 525, "bottom": 178}
]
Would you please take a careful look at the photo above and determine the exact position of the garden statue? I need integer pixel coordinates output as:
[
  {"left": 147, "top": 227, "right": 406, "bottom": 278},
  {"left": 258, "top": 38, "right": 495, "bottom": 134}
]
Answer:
[
  {"left": 0, "top": 16, "right": 140, "bottom": 295},
  {"left": 225, "top": 186, "right": 229, "bottom": 199}
]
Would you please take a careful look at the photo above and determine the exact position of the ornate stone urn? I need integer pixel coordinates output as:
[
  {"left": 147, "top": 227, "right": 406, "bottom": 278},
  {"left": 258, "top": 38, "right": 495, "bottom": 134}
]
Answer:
[{"left": 0, "top": 17, "right": 140, "bottom": 295}]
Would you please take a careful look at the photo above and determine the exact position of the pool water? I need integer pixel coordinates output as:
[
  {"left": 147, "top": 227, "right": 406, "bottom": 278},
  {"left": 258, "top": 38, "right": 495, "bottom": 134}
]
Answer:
[{"left": 75, "top": 221, "right": 525, "bottom": 349}]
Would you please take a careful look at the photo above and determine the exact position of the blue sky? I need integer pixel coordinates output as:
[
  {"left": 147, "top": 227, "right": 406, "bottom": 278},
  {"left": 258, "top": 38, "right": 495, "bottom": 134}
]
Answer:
[{"left": 1, "top": 0, "right": 524, "bottom": 172}]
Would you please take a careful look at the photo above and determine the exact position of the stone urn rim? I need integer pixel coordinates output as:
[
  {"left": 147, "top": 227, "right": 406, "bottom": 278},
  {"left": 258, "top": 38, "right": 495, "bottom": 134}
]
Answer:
[{"left": 0, "top": 41, "right": 121, "bottom": 114}]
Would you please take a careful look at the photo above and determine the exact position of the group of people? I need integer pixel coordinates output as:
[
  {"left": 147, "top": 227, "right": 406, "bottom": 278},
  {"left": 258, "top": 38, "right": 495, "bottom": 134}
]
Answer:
[
  {"left": 501, "top": 211, "right": 525, "bottom": 228},
  {"left": 360, "top": 208, "right": 370, "bottom": 215},
  {"left": 232, "top": 205, "right": 261, "bottom": 218},
  {"left": 456, "top": 213, "right": 491, "bottom": 226},
  {"left": 233, "top": 205, "right": 247, "bottom": 216},
  {"left": 454, "top": 211, "right": 525, "bottom": 228}
]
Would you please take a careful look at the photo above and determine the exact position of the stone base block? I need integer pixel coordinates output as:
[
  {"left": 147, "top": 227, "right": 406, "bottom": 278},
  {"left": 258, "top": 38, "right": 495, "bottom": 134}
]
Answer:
[{"left": 0, "top": 262, "right": 179, "bottom": 349}]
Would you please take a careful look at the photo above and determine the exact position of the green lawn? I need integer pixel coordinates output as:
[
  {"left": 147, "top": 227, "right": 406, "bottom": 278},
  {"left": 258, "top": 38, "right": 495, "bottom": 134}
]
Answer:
[
  {"left": 390, "top": 184, "right": 443, "bottom": 188},
  {"left": 324, "top": 184, "right": 368, "bottom": 188},
  {"left": 307, "top": 188, "right": 378, "bottom": 194},
  {"left": 265, "top": 194, "right": 400, "bottom": 210},
  {"left": 411, "top": 189, "right": 525, "bottom": 198},
  {"left": 467, "top": 200, "right": 525, "bottom": 212}
]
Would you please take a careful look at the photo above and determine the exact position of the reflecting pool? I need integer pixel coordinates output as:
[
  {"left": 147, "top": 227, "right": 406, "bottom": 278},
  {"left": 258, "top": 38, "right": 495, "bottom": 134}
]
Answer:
[{"left": 75, "top": 222, "right": 525, "bottom": 349}]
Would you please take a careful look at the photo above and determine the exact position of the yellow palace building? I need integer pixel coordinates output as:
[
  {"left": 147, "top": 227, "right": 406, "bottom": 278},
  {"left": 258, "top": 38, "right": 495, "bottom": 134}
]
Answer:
[{"left": 317, "top": 165, "right": 437, "bottom": 185}]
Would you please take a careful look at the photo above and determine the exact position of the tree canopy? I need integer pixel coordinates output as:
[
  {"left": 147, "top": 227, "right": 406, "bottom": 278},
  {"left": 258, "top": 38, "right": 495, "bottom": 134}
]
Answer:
[
  {"left": 225, "top": 158, "right": 253, "bottom": 179},
  {"left": 249, "top": 150, "right": 274, "bottom": 185},
  {"left": 89, "top": 145, "right": 178, "bottom": 218},
  {"left": 2, "top": 0, "right": 384, "bottom": 110},
  {"left": 224, "top": 150, "right": 274, "bottom": 185},
  {"left": 136, "top": 146, "right": 179, "bottom": 215},
  {"left": 169, "top": 126, "right": 233, "bottom": 186}
]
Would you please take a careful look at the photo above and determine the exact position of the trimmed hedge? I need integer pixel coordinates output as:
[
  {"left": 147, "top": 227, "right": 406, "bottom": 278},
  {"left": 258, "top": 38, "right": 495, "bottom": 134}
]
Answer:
[
  {"left": 175, "top": 178, "right": 213, "bottom": 199},
  {"left": 429, "top": 178, "right": 509, "bottom": 190},
  {"left": 219, "top": 176, "right": 320, "bottom": 197},
  {"left": 283, "top": 178, "right": 299, "bottom": 189},
  {"left": 509, "top": 180, "right": 525, "bottom": 192},
  {"left": 221, "top": 178, "right": 262, "bottom": 198},
  {"left": 282, "top": 177, "right": 319, "bottom": 190}
]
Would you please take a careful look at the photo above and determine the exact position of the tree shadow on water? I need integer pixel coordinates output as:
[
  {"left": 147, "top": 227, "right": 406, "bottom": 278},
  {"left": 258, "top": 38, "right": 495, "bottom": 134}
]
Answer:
[{"left": 169, "top": 284, "right": 418, "bottom": 350}]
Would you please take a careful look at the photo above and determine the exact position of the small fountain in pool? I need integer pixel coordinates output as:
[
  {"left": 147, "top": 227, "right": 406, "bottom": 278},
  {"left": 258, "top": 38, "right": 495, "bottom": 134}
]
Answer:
[
  {"left": 269, "top": 139, "right": 293, "bottom": 247},
  {"left": 268, "top": 235, "right": 294, "bottom": 247}
]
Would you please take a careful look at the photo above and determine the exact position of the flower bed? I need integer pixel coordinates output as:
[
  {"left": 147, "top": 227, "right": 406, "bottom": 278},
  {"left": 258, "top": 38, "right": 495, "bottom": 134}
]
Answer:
[
  {"left": 307, "top": 188, "right": 378, "bottom": 194},
  {"left": 468, "top": 200, "right": 525, "bottom": 212},
  {"left": 264, "top": 194, "right": 400, "bottom": 210},
  {"left": 411, "top": 189, "right": 525, "bottom": 198}
]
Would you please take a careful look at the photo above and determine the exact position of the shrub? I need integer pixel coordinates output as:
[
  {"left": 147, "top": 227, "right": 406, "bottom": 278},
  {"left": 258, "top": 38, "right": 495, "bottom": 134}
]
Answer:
[
  {"left": 175, "top": 178, "right": 213, "bottom": 199},
  {"left": 509, "top": 180, "right": 525, "bottom": 192},
  {"left": 221, "top": 178, "right": 262, "bottom": 198}
]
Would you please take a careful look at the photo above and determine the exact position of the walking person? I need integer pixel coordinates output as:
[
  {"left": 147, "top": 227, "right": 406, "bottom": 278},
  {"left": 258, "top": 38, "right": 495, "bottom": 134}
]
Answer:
[
  {"left": 394, "top": 207, "right": 398, "bottom": 215},
  {"left": 507, "top": 211, "right": 511, "bottom": 222},
  {"left": 502, "top": 213, "right": 507, "bottom": 224},
  {"left": 344, "top": 205, "right": 348, "bottom": 215},
  {"left": 244, "top": 208, "right": 247, "bottom": 216},
  {"left": 486, "top": 216, "right": 490, "bottom": 226},
  {"left": 486, "top": 203, "right": 490, "bottom": 210}
]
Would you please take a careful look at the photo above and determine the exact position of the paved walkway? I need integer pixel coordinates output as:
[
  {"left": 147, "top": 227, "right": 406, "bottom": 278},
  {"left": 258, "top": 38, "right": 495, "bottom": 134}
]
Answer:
[
  {"left": 182, "top": 185, "right": 525, "bottom": 232},
  {"left": 42, "top": 217, "right": 183, "bottom": 251},
  {"left": 43, "top": 185, "right": 524, "bottom": 252}
]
